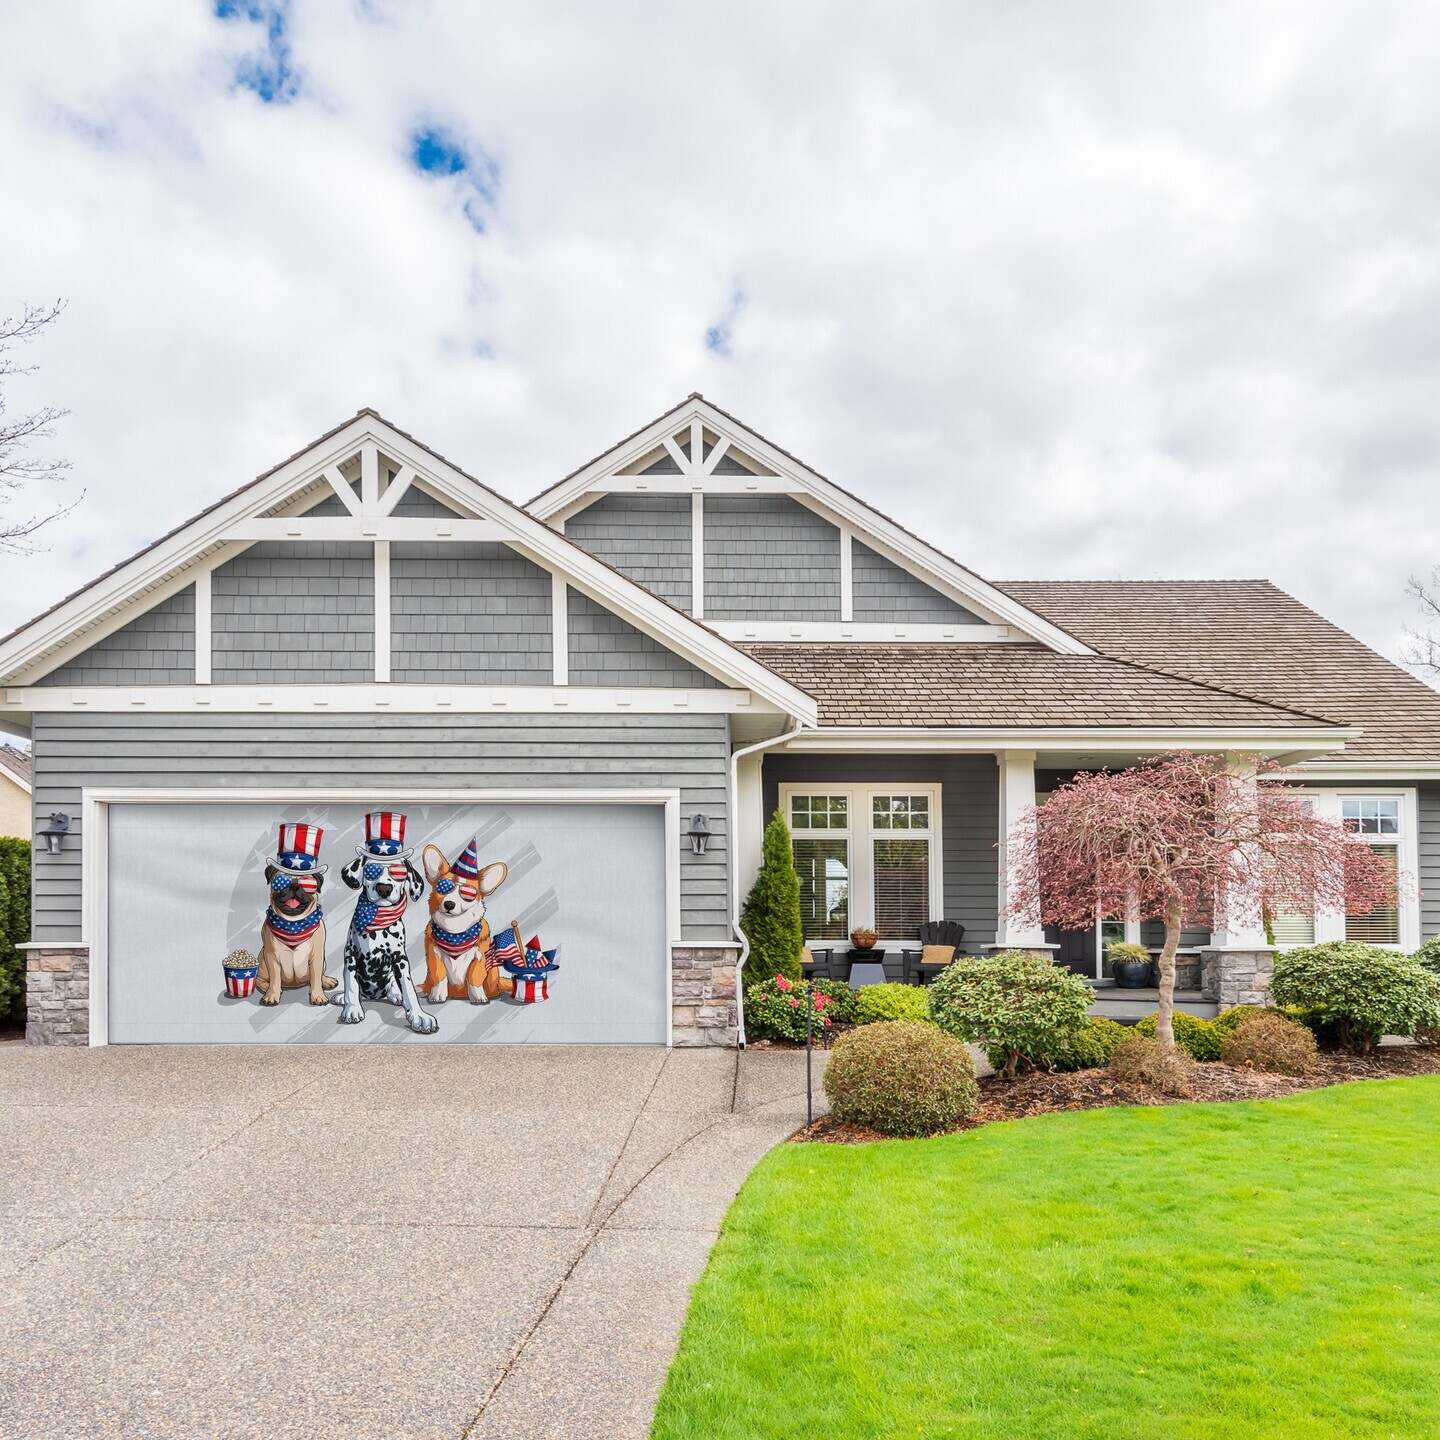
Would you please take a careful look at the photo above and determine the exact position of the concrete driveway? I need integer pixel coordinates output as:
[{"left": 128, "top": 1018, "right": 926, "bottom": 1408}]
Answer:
[{"left": 0, "top": 1043, "right": 825, "bottom": 1440}]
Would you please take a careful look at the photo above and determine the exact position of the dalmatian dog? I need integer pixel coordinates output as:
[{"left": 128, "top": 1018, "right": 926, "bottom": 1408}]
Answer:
[{"left": 333, "top": 810, "right": 438, "bottom": 1036}]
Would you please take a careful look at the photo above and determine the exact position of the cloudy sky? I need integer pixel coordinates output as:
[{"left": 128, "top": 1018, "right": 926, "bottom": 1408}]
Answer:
[{"left": 2, "top": 0, "right": 1439, "bottom": 670}]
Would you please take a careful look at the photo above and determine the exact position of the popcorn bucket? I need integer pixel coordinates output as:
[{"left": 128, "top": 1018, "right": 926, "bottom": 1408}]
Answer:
[{"left": 222, "top": 950, "right": 259, "bottom": 998}]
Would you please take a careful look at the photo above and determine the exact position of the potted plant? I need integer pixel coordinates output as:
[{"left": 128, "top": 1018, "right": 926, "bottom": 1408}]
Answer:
[
  {"left": 1106, "top": 940, "right": 1153, "bottom": 989},
  {"left": 850, "top": 927, "right": 879, "bottom": 953}
]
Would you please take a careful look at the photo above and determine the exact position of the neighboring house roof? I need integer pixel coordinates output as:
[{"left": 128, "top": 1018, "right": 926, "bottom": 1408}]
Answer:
[
  {"left": 736, "top": 643, "right": 1339, "bottom": 730},
  {"left": 0, "top": 744, "right": 31, "bottom": 792},
  {"left": 997, "top": 580, "right": 1440, "bottom": 764}
]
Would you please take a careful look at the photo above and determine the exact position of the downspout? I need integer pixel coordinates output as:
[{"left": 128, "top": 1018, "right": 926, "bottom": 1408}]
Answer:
[{"left": 730, "top": 714, "right": 808, "bottom": 1047}]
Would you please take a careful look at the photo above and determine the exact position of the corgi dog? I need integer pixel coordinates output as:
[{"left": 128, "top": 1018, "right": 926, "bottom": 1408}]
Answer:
[{"left": 418, "top": 840, "right": 508, "bottom": 1004}]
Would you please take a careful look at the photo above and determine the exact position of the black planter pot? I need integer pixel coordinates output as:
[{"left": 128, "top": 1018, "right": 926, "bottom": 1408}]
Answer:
[{"left": 1113, "top": 959, "right": 1153, "bottom": 989}]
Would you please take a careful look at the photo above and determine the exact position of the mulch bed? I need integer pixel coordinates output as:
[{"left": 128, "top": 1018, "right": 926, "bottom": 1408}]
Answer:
[{"left": 790, "top": 1046, "right": 1440, "bottom": 1144}]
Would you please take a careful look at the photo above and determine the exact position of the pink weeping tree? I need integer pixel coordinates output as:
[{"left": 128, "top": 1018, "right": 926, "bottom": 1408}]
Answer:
[{"left": 1004, "top": 752, "right": 1400, "bottom": 1049}]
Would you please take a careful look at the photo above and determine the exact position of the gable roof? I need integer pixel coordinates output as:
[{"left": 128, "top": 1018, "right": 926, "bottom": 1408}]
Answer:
[
  {"left": 997, "top": 579, "right": 1440, "bottom": 764},
  {"left": 525, "top": 394, "right": 1094, "bottom": 657},
  {"left": 0, "top": 409, "right": 818, "bottom": 723},
  {"left": 0, "top": 744, "right": 31, "bottom": 792},
  {"left": 737, "top": 642, "right": 1342, "bottom": 732}
]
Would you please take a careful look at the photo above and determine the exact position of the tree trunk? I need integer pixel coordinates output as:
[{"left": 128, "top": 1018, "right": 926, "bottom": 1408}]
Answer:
[{"left": 1155, "top": 905, "right": 1182, "bottom": 1050}]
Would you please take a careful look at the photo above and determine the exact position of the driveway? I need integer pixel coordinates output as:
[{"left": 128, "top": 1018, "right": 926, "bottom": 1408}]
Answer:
[{"left": 0, "top": 1043, "right": 826, "bottom": 1440}]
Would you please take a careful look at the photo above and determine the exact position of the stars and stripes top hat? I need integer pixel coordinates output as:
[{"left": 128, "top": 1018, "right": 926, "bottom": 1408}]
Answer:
[
  {"left": 494, "top": 927, "right": 560, "bottom": 978},
  {"left": 356, "top": 810, "right": 412, "bottom": 861},
  {"left": 267, "top": 822, "right": 328, "bottom": 877}
]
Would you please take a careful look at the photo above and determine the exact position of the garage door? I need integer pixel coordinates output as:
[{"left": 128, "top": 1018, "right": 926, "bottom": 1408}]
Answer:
[{"left": 106, "top": 801, "right": 668, "bottom": 1044}]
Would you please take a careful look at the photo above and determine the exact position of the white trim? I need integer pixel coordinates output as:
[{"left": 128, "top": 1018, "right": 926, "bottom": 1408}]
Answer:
[
  {"left": 1274, "top": 763, "right": 1440, "bottom": 780},
  {"left": 779, "top": 781, "right": 944, "bottom": 946},
  {"left": 838, "top": 526, "right": 853, "bottom": 624},
  {"left": 551, "top": 574, "right": 568, "bottom": 686},
  {"left": 691, "top": 491, "right": 704, "bottom": 620},
  {"left": 592, "top": 474, "right": 796, "bottom": 496},
  {"left": 375, "top": 464, "right": 417, "bottom": 517},
  {"left": 781, "top": 726, "right": 1357, "bottom": 754},
  {"left": 193, "top": 573, "right": 211, "bottom": 686},
  {"left": 373, "top": 540, "right": 391, "bottom": 683},
  {"left": 525, "top": 396, "right": 1096, "bottom": 656},
  {"left": 996, "top": 749, "right": 1046, "bottom": 947},
  {"left": 322, "top": 465, "right": 362, "bottom": 517},
  {"left": 360, "top": 442, "right": 380, "bottom": 510},
  {"left": 222, "top": 518, "right": 509, "bottom": 543},
  {"left": 80, "top": 785, "right": 685, "bottom": 1049},
  {"left": 0, "top": 414, "right": 818, "bottom": 724},
  {"left": 712, "top": 620, "right": 1016, "bottom": 643},
  {"left": 3, "top": 683, "right": 774, "bottom": 716}
]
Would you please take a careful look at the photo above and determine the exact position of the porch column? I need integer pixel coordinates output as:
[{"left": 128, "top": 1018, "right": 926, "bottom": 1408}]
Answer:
[
  {"left": 1201, "top": 751, "right": 1275, "bottom": 1006},
  {"left": 994, "top": 749, "right": 1049, "bottom": 949},
  {"left": 733, "top": 750, "right": 766, "bottom": 905}
]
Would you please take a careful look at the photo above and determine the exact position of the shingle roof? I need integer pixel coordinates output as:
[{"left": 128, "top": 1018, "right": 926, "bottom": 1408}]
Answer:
[
  {"left": 735, "top": 643, "right": 1336, "bottom": 730},
  {"left": 0, "top": 744, "right": 31, "bottom": 785},
  {"left": 994, "top": 580, "right": 1440, "bottom": 763}
]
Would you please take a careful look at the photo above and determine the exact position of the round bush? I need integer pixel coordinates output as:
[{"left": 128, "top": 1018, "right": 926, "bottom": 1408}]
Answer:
[
  {"left": 927, "top": 950, "right": 1093, "bottom": 1078},
  {"left": 823, "top": 1021, "right": 978, "bottom": 1137},
  {"left": 1411, "top": 936, "right": 1440, "bottom": 975},
  {"left": 853, "top": 982, "right": 933, "bottom": 1026},
  {"left": 1269, "top": 942, "right": 1440, "bottom": 1052},
  {"left": 1053, "top": 1016, "right": 1128, "bottom": 1071},
  {"left": 1108, "top": 1030, "right": 1197, "bottom": 1097},
  {"left": 1132, "top": 1011, "right": 1223, "bottom": 1062},
  {"left": 1220, "top": 1009, "right": 1318, "bottom": 1076},
  {"left": 743, "top": 974, "right": 856, "bottom": 1043}
]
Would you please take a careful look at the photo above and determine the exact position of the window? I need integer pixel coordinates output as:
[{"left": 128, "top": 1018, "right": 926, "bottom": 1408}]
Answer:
[
  {"left": 783, "top": 784, "right": 942, "bottom": 942},
  {"left": 1268, "top": 790, "right": 1415, "bottom": 950},
  {"left": 789, "top": 793, "right": 851, "bottom": 940}
]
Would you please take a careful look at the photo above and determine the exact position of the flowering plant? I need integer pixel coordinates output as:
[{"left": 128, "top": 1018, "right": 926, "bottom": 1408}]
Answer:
[{"left": 743, "top": 973, "right": 856, "bottom": 1042}]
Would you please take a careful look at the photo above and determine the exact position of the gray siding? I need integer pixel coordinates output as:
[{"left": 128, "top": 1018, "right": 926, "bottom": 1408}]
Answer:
[
  {"left": 390, "top": 486, "right": 464, "bottom": 518},
  {"left": 851, "top": 541, "right": 982, "bottom": 624},
  {"left": 39, "top": 588, "right": 195, "bottom": 686},
  {"left": 1421, "top": 783, "right": 1440, "bottom": 941},
  {"left": 704, "top": 496, "right": 841, "bottom": 621},
  {"left": 564, "top": 495, "right": 692, "bottom": 611},
  {"left": 29, "top": 711, "right": 730, "bottom": 942},
  {"left": 567, "top": 591, "right": 720, "bottom": 688},
  {"left": 391, "top": 543, "right": 551, "bottom": 684},
  {"left": 763, "top": 752, "right": 999, "bottom": 980},
  {"left": 212, "top": 543, "right": 373, "bottom": 684}
]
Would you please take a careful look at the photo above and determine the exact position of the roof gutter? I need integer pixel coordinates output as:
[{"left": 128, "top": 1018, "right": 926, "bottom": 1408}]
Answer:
[{"left": 730, "top": 714, "right": 809, "bottom": 1048}]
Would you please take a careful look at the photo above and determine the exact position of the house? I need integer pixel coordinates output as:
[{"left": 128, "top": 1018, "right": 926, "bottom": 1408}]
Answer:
[
  {"left": 0, "top": 745, "right": 31, "bottom": 839},
  {"left": 6, "top": 395, "right": 1438, "bottom": 1047}
]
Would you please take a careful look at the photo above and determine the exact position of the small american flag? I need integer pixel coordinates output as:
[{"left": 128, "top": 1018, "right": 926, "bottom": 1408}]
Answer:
[{"left": 488, "top": 925, "right": 522, "bottom": 967}]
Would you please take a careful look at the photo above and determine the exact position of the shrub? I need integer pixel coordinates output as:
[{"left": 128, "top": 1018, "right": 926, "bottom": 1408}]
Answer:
[
  {"left": 1269, "top": 942, "right": 1440, "bottom": 1053},
  {"left": 927, "top": 950, "right": 1093, "bottom": 1078},
  {"left": 740, "top": 811, "right": 804, "bottom": 982},
  {"left": 1214, "top": 1004, "right": 1268, "bottom": 1035},
  {"left": 1053, "top": 1017, "right": 1129, "bottom": 1071},
  {"left": 853, "top": 983, "right": 933, "bottom": 1026},
  {"left": 1220, "top": 1010, "right": 1319, "bottom": 1076},
  {"left": 1108, "top": 1030, "right": 1197, "bottom": 1097},
  {"left": 744, "top": 973, "right": 854, "bottom": 1042},
  {"left": 823, "top": 1021, "right": 979, "bottom": 1137},
  {"left": 1411, "top": 936, "right": 1440, "bottom": 975},
  {"left": 1105, "top": 940, "right": 1150, "bottom": 966},
  {"left": 1132, "top": 1011, "right": 1223, "bottom": 1062},
  {"left": 0, "top": 837, "right": 29, "bottom": 1027}
]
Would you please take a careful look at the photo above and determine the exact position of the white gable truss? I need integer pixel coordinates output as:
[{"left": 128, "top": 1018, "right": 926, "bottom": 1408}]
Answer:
[
  {"left": 0, "top": 410, "right": 818, "bottom": 725},
  {"left": 526, "top": 395, "right": 1093, "bottom": 654}
]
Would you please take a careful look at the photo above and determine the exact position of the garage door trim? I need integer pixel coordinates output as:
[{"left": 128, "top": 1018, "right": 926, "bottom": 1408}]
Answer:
[{"left": 80, "top": 787, "right": 684, "bottom": 1047}]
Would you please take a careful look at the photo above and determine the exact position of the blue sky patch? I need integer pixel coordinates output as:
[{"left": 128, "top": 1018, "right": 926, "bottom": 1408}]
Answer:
[
  {"left": 214, "top": 1, "right": 298, "bottom": 103},
  {"left": 705, "top": 287, "right": 747, "bottom": 357},
  {"left": 410, "top": 125, "right": 500, "bottom": 233}
]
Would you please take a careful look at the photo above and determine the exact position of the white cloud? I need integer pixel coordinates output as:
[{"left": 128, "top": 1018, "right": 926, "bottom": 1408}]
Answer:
[{"left": 2, "top": 0, "right": 1439, "bottom": 669}]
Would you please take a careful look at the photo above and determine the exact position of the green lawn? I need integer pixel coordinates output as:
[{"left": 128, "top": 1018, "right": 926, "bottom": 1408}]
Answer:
[{"left": 652, "top": 1078, "right": 1440, "bottom": 1440}]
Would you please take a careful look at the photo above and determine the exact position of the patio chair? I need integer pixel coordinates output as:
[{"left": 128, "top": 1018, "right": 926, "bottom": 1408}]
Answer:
[{"left": 901, "top": 920, "right": 966, "bottom": 986}]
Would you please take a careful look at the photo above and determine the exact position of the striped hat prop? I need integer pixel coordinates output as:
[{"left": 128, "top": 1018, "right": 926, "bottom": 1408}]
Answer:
[
  {"left": 446, "top": 838, "right": 482, "bottom": 899},
  {"left": 268, "top": 822, "right": 328, "bottom": 877},
  {"left": 356, "top": 810, "right": 412, "bottom": 861}
]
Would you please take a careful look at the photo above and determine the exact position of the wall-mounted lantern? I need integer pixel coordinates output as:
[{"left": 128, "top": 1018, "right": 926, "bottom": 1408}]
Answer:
[
  {"left": 686, "top": 813, "right": 712, "bottom": 856},
  {"left": 38, "top": 813, "right": 70, "bottom": 856}
]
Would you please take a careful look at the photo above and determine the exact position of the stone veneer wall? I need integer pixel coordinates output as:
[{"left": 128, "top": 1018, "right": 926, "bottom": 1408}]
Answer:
[
  {"left": 25, "top": 945, "right": 89, "bottom": 1045},
  {"left": 672, "top": 946, "right": 738, "bottom": 1047},
  {"left": 1199, "top": 947, "right": 1275, "bottom": 1009}
]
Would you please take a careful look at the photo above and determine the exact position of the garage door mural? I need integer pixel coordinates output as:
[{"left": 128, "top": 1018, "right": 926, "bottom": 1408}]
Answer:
[{"left": 107, "top": 802, "right": 668, "bottom": 1044}]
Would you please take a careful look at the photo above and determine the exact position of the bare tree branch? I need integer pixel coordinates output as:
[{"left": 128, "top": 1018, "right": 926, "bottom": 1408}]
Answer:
[
  {"left": 0, "top": 299, "right": 78, "bottom": 551},
  {"left": 1402, "top": 569, "right": 1440, "bottom": 677}
]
